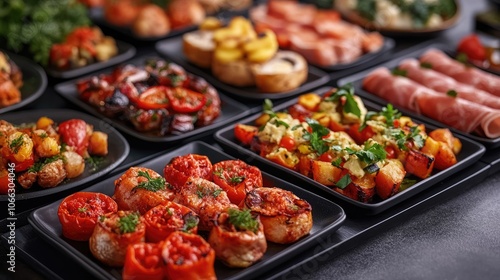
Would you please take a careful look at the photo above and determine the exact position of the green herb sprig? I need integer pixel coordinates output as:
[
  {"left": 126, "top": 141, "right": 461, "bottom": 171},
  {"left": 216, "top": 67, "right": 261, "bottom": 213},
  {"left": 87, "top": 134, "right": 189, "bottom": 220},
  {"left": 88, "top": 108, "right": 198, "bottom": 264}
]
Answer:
[
  {"left": 134, "top": 171, "right": 166, "bottom": 192},
  {"left": 227, "top": 208, "right": 259, "bottom": 233}
]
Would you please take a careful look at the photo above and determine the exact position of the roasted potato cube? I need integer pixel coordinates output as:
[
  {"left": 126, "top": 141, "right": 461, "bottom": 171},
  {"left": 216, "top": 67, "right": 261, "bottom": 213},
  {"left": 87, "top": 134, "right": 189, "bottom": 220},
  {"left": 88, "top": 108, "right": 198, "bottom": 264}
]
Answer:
[
  {"left": 88, "top": 131, "right": 108, "bottom": 156},
  {"left": 433, "top": 142, "right": 457, "bottom": 170},
  {"left": 404, "top": 149, "right": 435, "bottom": 179},
  {"left": 311, "top": 160, "right": 342, "bottom": 186},
  {"left": 298, "top": 93, "right": 321, "bottom": 111},
  {"left": 375, "top": 159, "right": 406, "bottom": 200},
  {"left": 62, "top": 151, "right": 85, "bottom": 179}
]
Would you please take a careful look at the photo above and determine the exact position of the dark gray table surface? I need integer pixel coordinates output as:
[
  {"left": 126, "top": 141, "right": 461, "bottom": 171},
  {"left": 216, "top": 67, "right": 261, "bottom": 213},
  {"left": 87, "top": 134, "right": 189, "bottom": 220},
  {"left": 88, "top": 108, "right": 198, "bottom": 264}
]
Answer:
[{"left": 2, "top": 0, "right": 500, "bottom": 279}]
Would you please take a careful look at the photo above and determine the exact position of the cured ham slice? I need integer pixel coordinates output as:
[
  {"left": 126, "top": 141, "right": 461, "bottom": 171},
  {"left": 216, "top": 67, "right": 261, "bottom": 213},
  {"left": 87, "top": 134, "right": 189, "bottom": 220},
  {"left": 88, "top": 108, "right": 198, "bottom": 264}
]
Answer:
[
  {"left": 362, "top": 67, "right": 438, "bottom": 111},
  {"left": 398, "top": 59, "right": 500, "bottom": 109},
  {"left": 363, "top": 67, "right": 500, "bottom": 138},
  {"left": 417, "top": 94, "right": 500, "bottom": 138},
  {"left": 249, "top": 1, "right": 383, "bottom": 66},
  {"left": 419, "top": 49, "right": 500, "bottom": 97}
]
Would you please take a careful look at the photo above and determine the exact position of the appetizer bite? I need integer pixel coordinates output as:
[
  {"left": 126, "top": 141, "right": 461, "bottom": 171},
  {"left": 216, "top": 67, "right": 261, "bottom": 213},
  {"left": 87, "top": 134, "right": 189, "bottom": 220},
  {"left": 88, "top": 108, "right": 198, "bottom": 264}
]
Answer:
[
  {"left": 76, "top": 58, "right": 221, "bottom": 136},
  {"left": 89, "top": 210, "right": 146, "bottom": 266},
  {"left": 49, "top": 26, "right": 118, "bottom": 70},
  {"left": 456, "top": 34, "right": 500, "bottom": 74},
  {"left": 113, "top": 167, "right": 174, "bottom": 214},
  {"left": 0, "top": 117, "right": 109, "bottom": 193},
  {"left": 0, "top": 52, "right": 22, "bottom": 108},
  {"left": 208, "top": 208, "right": 267, "bottom": 268},
  {"left": 335, "top": 0, "right": 458, "bottom": 31},
  {"left": 183, "top": 16, "right": 308, "bottom": 93},
  {"left": 233, "top": 85, "right": 462, "bottom": 202},
  {"left": 250, "top": 0, "right": 385, "bottom": 66},
  {"left": 58, "top": 192, "right": 118, "bottom": 241},
  {"left": 363, "top": 49, "right": 500, "bottom": 138},
  {"left": 57, "top": 153, "right": 315, "bottom": 277},
  {"left": 104, "top": 0, "right": 206, "bottom": 38},
  {"left": 1, "top": 0, "right": 120, "bottom": 70}
]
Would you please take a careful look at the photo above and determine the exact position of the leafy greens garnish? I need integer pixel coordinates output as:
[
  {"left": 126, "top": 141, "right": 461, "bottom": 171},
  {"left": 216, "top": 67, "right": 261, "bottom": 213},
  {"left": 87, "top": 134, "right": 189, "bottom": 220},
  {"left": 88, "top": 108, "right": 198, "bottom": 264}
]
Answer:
[
  {"left": 134, "top": 171, "right": 166, "bottom": 192},
  {"left": 228, "top": 208, "right": 259, "bottom": 233},
  {"left": 335, "top": 174, "right": 352, "bottom": 189},
  {"left": 324, "top": 84, "right": 361, "bottom": 118},
  {"left": 345, "top": 141, "right": 387, "bottom": 166},
  {"left": 118, "top": 212, "right": 140, "bottom": 234},
  {"left": 303, "top": 118, "right": 330, "bottom": 155}
]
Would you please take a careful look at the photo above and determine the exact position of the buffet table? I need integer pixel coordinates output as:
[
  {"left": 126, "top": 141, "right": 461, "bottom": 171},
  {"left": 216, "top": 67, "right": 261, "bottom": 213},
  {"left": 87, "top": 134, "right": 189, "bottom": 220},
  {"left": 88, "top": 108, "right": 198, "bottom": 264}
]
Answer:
[{"left": 2, "top": 0, "right": 500, "bottom": 279}]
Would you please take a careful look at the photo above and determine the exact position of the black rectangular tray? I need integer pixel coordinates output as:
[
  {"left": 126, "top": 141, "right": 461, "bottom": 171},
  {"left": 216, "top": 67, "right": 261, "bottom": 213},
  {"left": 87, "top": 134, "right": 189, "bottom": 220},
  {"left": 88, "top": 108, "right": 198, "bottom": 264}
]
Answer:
[
  {"left": 28, "top": 141, "right": 346, "bottom": 280},
  {"left": 4, "top": 161, "right": 491, "bottom": 280},
  {"left": 214, "top": 87, "right": 486, "bottom": 215},
  {"left": 155, "top": 36, "right": 330, "bottom": 100},
  {"left": 337, "top": 42, "right": 500, "bottom": 149},
  {"left": 54, "top": 55, "right": 252, "bottom": 142}
]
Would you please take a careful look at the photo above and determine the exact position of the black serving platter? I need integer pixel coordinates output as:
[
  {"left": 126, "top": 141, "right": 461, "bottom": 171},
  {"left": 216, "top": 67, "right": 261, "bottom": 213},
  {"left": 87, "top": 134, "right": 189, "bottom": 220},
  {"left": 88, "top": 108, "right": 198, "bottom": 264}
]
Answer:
[
  {"left": 313, "top": 37, "right": 395, "bottom": 71},
  {"left": 54, "top": 55, "right": 252, "bottom": 142},
  {"left": 0, "top": 51, "right": 47, "bottom": 115},
  {"left": 89, "top": 8, "right": 198, "bottom": 42},
  {"left": 214, "top": 87, "right": 486, "bottom": 215},
  {"left": 45, "top": 40, "right": 136, "bottom": 79},
  {"left": 0, "top": 109, "right": 129, "bottom": 201},
  {"left": 155, "top": 36, "right": 330, "bottom": 100},
  {"left": 28, "top": 141, "right": 346, "bottom": 280},
  {"left": 337, "top": 42, "right": 500, "bottom": 149}
]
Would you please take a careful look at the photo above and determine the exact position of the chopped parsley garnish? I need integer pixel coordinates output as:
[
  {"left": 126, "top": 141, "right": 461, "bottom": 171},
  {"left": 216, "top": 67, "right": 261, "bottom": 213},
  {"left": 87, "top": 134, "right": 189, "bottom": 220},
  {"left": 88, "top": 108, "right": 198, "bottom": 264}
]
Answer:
[
  {"left": 118, "top": 212, "right": 140, "bottom": 234},
  {"left": 182, "top": 213, "right": 199, "bottom": 232},
  {"left": 335, "top": 174, "right": 352, "bottom": 189},
  {"left": 386, "top": 125, "right": 424, "bottom": 150},
  {"left": 303, "top": 118, "right": 330, "bottom": 155},
  {"left": 270, "top": 118, "right": 290, "bottom": 129},
  {"left": 85, "top": 156, "right": 105, "bottom": 173},
  {"left": 9, "top": 134, "right": 24, "bottom": 153},
  {"left": 196, "top": 185, "right": 222, "bottom": 198},
  {"left": 134, "top": 171, "right": 166, "bottom": 192},
  {"left": 420, "top": 62, "right": 433, "bottom": 69},
  {"left": 456, "top": 52, "right": 468, "bottom": 64},
  {"left": 263, "top": 98, "right": 273, "bottom": 112},
  {"left": 229, "top": 176, "right": 245, "bottom": 184},
  {"left": 166, "top": 207, "right": 173, "bottom": 216},
  {"left": 324, "top": 84, "right": 361, "bottom": 118},
  {"left": 446, "top": 89, "right": 458, "bottom": 98},
  {"left": 400, "top": 178, "right": 417, "bottom": 191},
  {"left": 345, "top": 141, "right": 386, "bottom": 166},
  {"left": 78, "top": 207, "right": 87, "bottom": 213},
  {"left": 228, "top": 208, "right": 259, "bottom": 233},
  {"left": 213, "top": 167, "right": 224, "bottom": 179},
  {"left": 28, "top": 155, "right": 62, "bottom": 173},
  {"left": 332, "top": 158, "right": 342, "bottom": 167},
  {"left": 99, "top": 215, "right": 106, "bottom": 222},
  {"left": 391, "top": 68, "right": 408, "bottom": 77},
  {"left": 381, "top": 104, "right": 402, "bottom": 127}
]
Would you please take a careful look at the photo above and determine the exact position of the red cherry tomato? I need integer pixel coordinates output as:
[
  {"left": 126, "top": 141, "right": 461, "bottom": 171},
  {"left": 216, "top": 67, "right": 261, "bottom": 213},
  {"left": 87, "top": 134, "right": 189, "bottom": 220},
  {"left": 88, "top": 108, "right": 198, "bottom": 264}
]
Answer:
[
  {"left": 57, "top": 192, "right": 118, "bottom": 241},
  {"left": 58, "top": 119, "right": 89, "bottom": 156},
  {"left": 163, "top": 154, "right": 213, "bottom": 190},
  {"left": 318, "top": 152, "right": 334, "bottom": 162},
  {"left": 136, "top": 86, "right": 170, "bottom": 110},
  {"left": 9, "top": 153, "right": 35, "bottom": 172},
  {"left": 234, "top": 124, "right": 258, "bottom": 146},
  {"left": 279, "top": 135, "right": 296, "bottom": 151},
  {"left": 385, "top": 146, "right": 396, "bottom": 159},
  {"left": 212, "top": 160, "right": 263, "bottom": 205},
  {"left": 457, "top": 34, "right": 486, "bottom": 61},
  {"left": 123, "top": 242, "right": 164, "bottom": 280},
  {"left": 0, "top": 170, "right": 10, "bottom": 194},
  {"left": 166, "top": 87, "right": 206, "bottom": 113}
]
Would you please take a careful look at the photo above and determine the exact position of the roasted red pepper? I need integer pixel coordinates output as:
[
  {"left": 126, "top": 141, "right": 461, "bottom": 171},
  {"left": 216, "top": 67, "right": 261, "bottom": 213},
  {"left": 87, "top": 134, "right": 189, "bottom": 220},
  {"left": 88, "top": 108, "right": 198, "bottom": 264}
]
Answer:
[
  {"left": 57, "top": 192, "right": 118, "bottom": 241},
  {"left": 161, "top": 231, "right": 216, "bottom": 280},
  {"left": 123, "top": 242, "right": 164, "bottom": 280}
]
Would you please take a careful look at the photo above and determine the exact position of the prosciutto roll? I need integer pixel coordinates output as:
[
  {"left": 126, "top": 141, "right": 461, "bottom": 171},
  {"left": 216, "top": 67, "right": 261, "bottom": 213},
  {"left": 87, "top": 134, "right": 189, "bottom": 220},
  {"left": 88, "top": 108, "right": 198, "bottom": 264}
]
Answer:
[
  {"left": 362, "top": 67, "right": 439, "bottom": 111},
  {"left": 399, "top": 59, "right": 500, "bottom": 109},
  {"left": 363, "top": 67, "right": 500, "bottom": 138},
  {"left": 417, "top": 94, "right": 500, "bottom": 138},
  {"left": 419, "top": 49, "right": 500, "bottom": 97}
]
